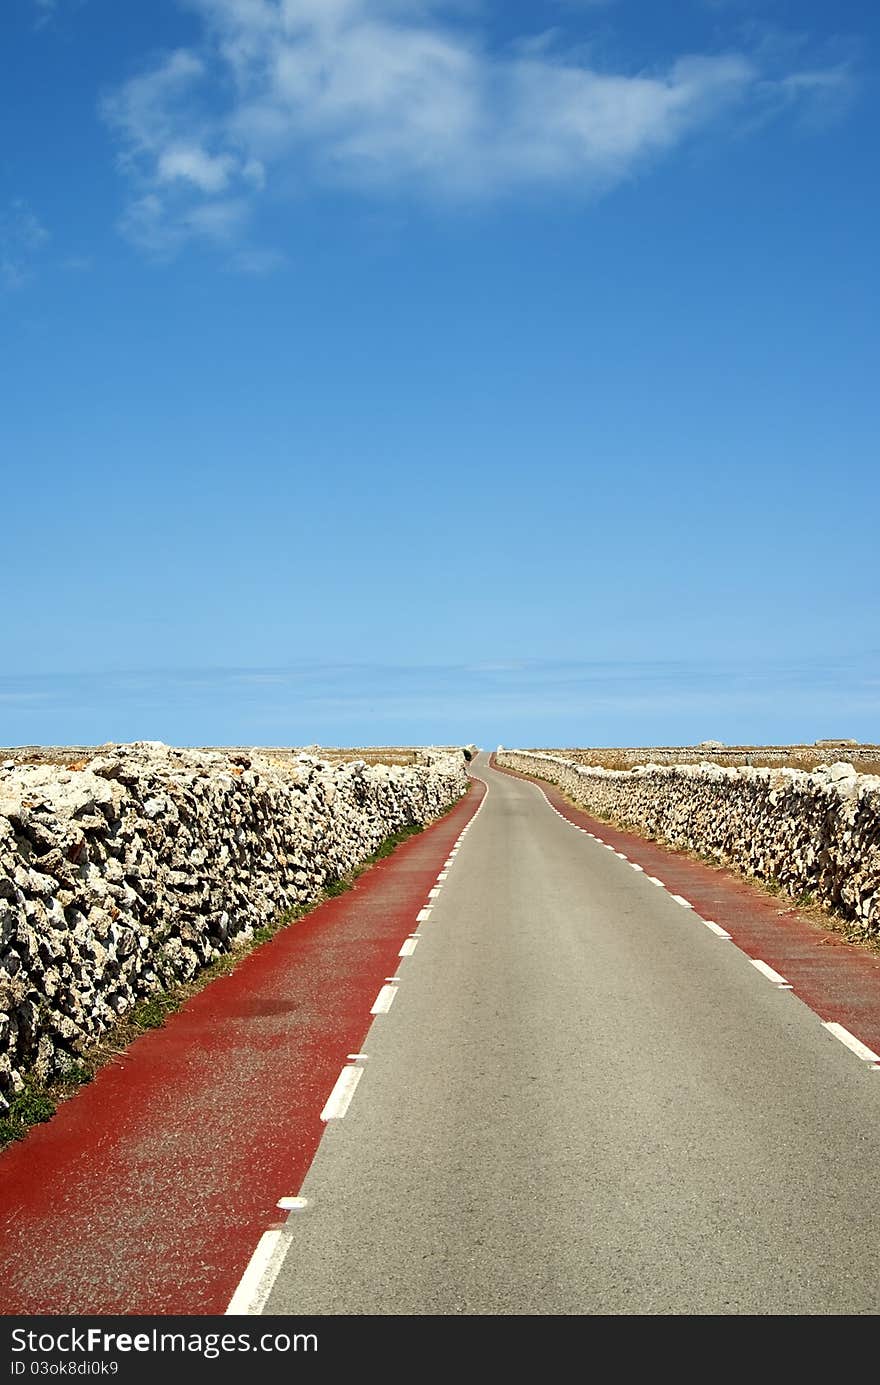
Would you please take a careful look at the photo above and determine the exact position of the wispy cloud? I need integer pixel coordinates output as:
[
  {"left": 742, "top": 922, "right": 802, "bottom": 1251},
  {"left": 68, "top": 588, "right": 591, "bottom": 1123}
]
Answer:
[
  {"left": 101, "top": 0, "right": 855, "bottom": 262},
  {"left": 761, "top": 65, "right": 855, "bottom": 129},
  {"left": 2, "top": 654, "right": 877, "bottom": 748},
  {"left": 32, "top": 0, "right": 56, "bottom": 24},
  {"left": 0, "top": 199, "right": 50, "bottom": 289}
]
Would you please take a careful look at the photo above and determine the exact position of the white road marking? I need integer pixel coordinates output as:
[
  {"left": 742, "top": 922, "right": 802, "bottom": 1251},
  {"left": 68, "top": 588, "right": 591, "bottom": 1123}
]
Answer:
[
  {"left": 276, "top": 1196, "right": 308, "bottom": 1211},
  {"left": 399, "top": 935, "right": 420, "bottom": 957},
  {"left": 371, "top": 984, "right": 398, "bottom": 1015},
  {"left": 615, "top": 852, "right": 628, "bottom": 860},
  {"left": 428, "top": 887, "right": 441, "bottom": 898},
  {"left": 822, "top": 1022, "right": 880, "bottom": 1065},
  {"left": 225, "top": 1230, "right": 290, "bottom": 1316},
  {"left": 750, "top": 959, "right": 792, "bottom": 989},
  {"left": 700, "top": 919, "right": 732, "bottom": 939},
  {"left": 437, "top": 871, "right": 448, "bottom": 880},
  {"left": 496, "top": 759, "right": 880, "bottom": 1082},
  {"left": 220, "top": 757, "right": 527, "bottom": 1329},
  {"left": 671, "top": 895, "right": 693, "bottom": 909},
  {"left": 321, "top": 1064, "right": 364, "bottom": 1120}
]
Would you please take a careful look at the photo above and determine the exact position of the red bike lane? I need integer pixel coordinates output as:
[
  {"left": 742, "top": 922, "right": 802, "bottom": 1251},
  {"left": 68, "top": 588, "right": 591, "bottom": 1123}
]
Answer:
[
  {"left": 0, "top": 781, "right": 485, "bottom": 1316},
  {"left": 494, "top": 757, "right": 880, "bottom": 1058}
]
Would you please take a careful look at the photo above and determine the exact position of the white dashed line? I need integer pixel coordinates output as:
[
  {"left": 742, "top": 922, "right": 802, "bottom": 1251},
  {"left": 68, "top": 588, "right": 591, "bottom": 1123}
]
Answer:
[
  {"left": 750, "top": 959, "right": 792, "bottom": 989},
  {"left": 225, "top": 1230, "right": 290, "bottom": 1316},
  {"left": 437, "top": 871, "right": 448, "bottom": 880},
  {"left": 320, "top": 1064, "right": 364, "bottom": 1120},
  {"left": 498, "top": 756, "right": 880, "bottom": 1086},
  {"left": 276, "top": 1196, "right": 308, "bottom": 1211},
  {"left": 822, "top": 1022, "right": 880, "bottom": 1067},
  {"left": 428, "top": 887, "right": 441, "bottom": 899},
  {"left": 700, "top": 919, "right": 732, "bottom": 939},
  {"left": 399, "top": 936, "right": 419, "bottom": 956},
  {"left": 370, "top": 984, "right": 398, "bottom": 1015},
  {"left": 227, "top": 762, "right": 489, "bottom": 1321}
]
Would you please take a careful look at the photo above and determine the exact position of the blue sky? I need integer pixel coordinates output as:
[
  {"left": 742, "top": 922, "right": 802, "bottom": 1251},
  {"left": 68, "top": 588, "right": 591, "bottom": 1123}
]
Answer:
[{"left": 2, "top": 0, "right": 877, "bottom": 749}]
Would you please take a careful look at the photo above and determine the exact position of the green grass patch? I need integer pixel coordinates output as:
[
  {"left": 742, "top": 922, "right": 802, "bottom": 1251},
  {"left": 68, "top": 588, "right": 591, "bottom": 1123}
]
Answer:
[
  {"left": 134, "top": 995, "right": 180, "bottom": 1030},
  {"left": 0, "top": 1081, "right": 57, "bottom": 1146}
]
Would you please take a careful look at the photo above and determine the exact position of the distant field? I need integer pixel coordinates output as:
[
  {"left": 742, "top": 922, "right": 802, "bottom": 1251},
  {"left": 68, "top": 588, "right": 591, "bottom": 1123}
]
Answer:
[
  {"left": 533, "top": 745, "right": 880, "bottom": 777},
  {"left": 0, "top": 745, "right": 456, "bottom": 770}
]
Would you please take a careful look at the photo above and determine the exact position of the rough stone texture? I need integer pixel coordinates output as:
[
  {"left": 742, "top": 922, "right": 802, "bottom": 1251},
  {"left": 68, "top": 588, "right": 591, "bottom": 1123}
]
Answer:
[
  {"left": 0, "top": 743, "right": 468, "bottom": 1104},
  {"left": 529, "top": 744, "right": 880, "bottom": 774},
  {"left": 498, "top": 750, "right": 880, "bottom": 939}
]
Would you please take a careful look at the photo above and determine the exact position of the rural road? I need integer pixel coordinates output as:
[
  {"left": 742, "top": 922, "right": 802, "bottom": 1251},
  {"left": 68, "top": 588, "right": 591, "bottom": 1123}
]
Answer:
[
  {"left": 3, "top": 751, "right": 880, "bottom": 1317},
  {"left": 258, "top": 752, "right": 880, "bottom": 1316}
]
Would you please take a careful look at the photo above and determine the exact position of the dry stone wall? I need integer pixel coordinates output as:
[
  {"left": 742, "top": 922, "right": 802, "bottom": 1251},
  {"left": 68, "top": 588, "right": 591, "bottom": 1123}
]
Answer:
[
  {"left": 0, "top": 743, "right": 469, "bottom": 1105},
  {"left": 497, "top": 751, "right": 880, "bottom": 937}
]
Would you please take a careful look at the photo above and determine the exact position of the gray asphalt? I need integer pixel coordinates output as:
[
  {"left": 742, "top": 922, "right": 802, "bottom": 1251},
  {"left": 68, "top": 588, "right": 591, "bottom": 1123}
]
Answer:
[{"left": 264, "top": 753, "right": 880, "bottom": 1315}]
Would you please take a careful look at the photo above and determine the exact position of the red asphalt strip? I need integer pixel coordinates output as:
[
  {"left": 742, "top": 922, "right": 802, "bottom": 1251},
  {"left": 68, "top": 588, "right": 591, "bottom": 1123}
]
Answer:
[
  {"left": 494, "top": 757, "right": 880, "bottom": 1056},
  {"left": 0, "top": 780, "right": 485, "bottom": 1317}
]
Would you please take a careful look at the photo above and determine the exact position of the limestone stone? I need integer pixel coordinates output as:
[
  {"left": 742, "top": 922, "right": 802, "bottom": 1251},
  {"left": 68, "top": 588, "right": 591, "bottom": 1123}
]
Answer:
[
  {"left": 0, "top": 742, "right": 469, "bottom": 1093},
  {"left": 498, "top": 750, "right": 880, "bottom": 943}
]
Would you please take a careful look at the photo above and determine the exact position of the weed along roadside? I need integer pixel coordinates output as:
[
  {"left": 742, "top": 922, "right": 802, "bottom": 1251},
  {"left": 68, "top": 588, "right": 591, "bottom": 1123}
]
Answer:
[{"left": 0, "top": 744, "right": 473, "bottom": 1151}]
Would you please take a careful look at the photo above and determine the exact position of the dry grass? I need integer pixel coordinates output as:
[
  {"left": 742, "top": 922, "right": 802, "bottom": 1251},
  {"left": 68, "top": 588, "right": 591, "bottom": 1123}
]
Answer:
[
  {"left": 0, "top": 745, "right": 464, "bottom": 771},
  {"left": 257, "top": 747, "right": 420, "bottom": 768},
  {"left": 533, "top": 745, "right": 880, "bottom": 777}
]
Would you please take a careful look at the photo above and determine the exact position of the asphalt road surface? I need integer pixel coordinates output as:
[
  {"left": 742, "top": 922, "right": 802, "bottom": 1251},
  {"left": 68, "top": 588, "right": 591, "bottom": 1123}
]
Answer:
[{"left": 261, "top": 752, "right": 880, "bottom": 1316}]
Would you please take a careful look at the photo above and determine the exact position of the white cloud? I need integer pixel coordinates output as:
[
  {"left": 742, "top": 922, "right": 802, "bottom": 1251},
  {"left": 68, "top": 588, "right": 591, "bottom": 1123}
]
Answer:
[
  {"left": 0, "top": 199, "right": 50, "bottom": 289},
  {"left": 157, "top": 143, "right": 238, "bottom": 191},
  {"left": 102, "top": 49, "right": 208, "bottom": 168},
  {"left": 103, "top": 1, "right": 854, "bottom": 259},
  {"left": 765, "top": 64, "right": 855, "bottom": 127},
  {"left": 119, "top": 191, "right": 249, "bottom": 258}
]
